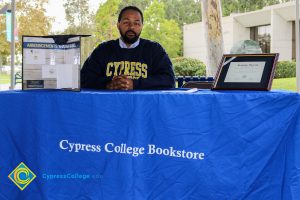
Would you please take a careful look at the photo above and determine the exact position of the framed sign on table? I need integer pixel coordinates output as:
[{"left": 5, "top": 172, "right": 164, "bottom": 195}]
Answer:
[{"left": 212, "top": 53, "right": 279, "bottom": 91}]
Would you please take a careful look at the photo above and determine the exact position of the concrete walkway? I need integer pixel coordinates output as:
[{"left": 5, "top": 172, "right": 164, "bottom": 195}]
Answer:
[{"left": 0, "top": 84, "right": 21, "bottom": 91}]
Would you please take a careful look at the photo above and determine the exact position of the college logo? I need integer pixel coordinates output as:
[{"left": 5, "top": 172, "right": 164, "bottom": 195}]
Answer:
[{"left": 8, "top": 162, "right": 36, "bottom": 190}]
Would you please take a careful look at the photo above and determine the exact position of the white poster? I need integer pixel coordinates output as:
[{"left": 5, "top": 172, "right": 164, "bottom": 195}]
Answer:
[
  {"left": 224, "top": 62, "right": 265, "bottom": 83},
  {"left": 42, "top": 65, "right": 57, "bottom": 79},
  {"left": 56, "top": 64, "right": 77, "bottom": 89},
  {"left": 24, "top": 49, "right": 46, "bottom": 65}
]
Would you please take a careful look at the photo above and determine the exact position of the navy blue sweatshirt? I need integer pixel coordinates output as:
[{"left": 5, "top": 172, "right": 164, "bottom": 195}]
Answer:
[{"left": 81, "top": 38, "right": 175, "bottom": 90}]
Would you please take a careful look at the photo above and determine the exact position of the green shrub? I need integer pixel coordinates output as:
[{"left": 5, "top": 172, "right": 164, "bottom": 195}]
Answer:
[
  {"left": 171, "top": 58, "right": 296, "bottom": 78},
  {"left": 171, "top": 57, "right": 206, "bottom": 76},
  {"left": 275, "top": 60, "right": 296, "bottom": 78}
]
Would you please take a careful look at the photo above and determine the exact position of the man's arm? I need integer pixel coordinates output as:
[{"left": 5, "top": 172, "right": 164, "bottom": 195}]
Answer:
[
  {"left": 133, "top": 43, "right": 175, "bottom": 90},
  {"left": 81, "top": 46, "right": 111, "bottom": 89}
]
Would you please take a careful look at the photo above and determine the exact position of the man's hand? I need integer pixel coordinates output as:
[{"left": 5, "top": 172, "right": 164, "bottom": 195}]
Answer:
[{"left": 106, "top": 75, "right": 133, "bottom": 90}]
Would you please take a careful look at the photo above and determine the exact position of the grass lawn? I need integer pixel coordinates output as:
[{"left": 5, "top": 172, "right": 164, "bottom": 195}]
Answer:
[
  {"left": 272, "top": 77, "right": 296, "bottom": 92},
  {"left": 0, "top": 73, "right": 10, "bottom": 84}
]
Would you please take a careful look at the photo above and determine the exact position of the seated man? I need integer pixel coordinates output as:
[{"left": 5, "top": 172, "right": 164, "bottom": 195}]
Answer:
[{"left": 81, "top": 6, "right": 175, "bottom": 90}]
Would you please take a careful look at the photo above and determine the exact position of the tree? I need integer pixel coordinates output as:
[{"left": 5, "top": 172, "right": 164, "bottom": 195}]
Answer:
[
  {"left": 221, "top": 0, "right": 291, "bottom": 16},
  {"left": 142, "top": 0, "right": 181, "bottom": 58},
  {"left": 0, "top": 10, "right": 10, "bottom": 66},
  {"left": 162, "top": 0, "right": 202, "bottom": 26},
  {"left": 119, "top": 0, "right": 151, "bottom": 11},
  {"left": 94, "top": 0, "right": 121, "bottom": 44},
  {"left": 161, "top": 0, "right": 202, "bottom": 56},
  {"left": 63, "top": 0, "right": 91, "bottom": 29},
  {"left": 119, "top": 0, "right": 202, "bottom": 26},
  {"left": 63, "top": 0, "right": 95, "bottom": 62},
  {"left": 0, "top": 0, "right": 52, "bottom": 65},
  {"left": 17, "top": 0, "right": 51, "bottom": 37},
  {"left": 202, "top": 0, "right": 224, "bottom": 76},
  {"left": 93, "top": 0, "right": 203, "bottom": 58}
]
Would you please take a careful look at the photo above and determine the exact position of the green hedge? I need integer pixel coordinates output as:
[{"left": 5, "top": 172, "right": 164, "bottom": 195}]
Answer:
[
  {"left": 1, "top": 57, "right": 295, "bottom": 81},
  {"left": 172, "top": 58, "right": 296, "bottom": 78},
  {"left": 171, "top": 57, "right": 206, "bottom": 76},
  {"left": 275, "top": 60, "right": 296, "bottom": 78}
]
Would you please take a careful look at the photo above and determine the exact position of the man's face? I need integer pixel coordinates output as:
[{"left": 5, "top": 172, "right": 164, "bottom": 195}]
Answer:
[{"left": 117, "top": 9, "right": 143, "bottom": 45}]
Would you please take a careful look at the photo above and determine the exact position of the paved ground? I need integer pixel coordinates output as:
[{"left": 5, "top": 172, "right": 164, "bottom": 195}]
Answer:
[{"left": 0, "top": 83, "right": 21, "bottom": 91}]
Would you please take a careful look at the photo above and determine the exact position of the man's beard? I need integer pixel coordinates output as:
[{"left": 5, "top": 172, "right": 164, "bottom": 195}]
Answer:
[{"left": 120, "top": 30, "right": 140, "bottom": 44}]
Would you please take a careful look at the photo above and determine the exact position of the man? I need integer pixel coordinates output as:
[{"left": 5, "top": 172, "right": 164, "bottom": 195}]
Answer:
[{"left": 81, "top": 6, "right": 175, "bottom": 90}]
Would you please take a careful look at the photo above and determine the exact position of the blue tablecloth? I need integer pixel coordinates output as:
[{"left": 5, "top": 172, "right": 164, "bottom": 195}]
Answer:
[{"left": 0, "top": 89, "right": 299, "bottom": 200}]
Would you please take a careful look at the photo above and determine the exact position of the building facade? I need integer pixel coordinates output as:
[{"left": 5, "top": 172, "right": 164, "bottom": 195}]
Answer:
[{"left": 184, "top": 1, "right": 298, "bottom": 65}]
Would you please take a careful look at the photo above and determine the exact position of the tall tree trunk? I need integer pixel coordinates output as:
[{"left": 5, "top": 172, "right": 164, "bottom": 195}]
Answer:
[{"left": 201, "top": 0, "right": 224, "bottom": 77}]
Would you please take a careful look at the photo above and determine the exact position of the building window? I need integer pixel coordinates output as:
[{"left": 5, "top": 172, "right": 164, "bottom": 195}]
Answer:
[{"left": 250, "top": 25, "right": 271, "bottom": 53}]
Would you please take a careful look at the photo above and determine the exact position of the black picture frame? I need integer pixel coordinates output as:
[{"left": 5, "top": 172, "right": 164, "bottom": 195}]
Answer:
[{"left": 212, "top": 53, "right": 279, "bottom": 91}]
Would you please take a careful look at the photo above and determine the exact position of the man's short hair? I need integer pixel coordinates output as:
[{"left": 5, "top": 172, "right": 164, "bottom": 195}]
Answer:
[{"left": 118, "top": 6, "right": 144, "bottom": 24}]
